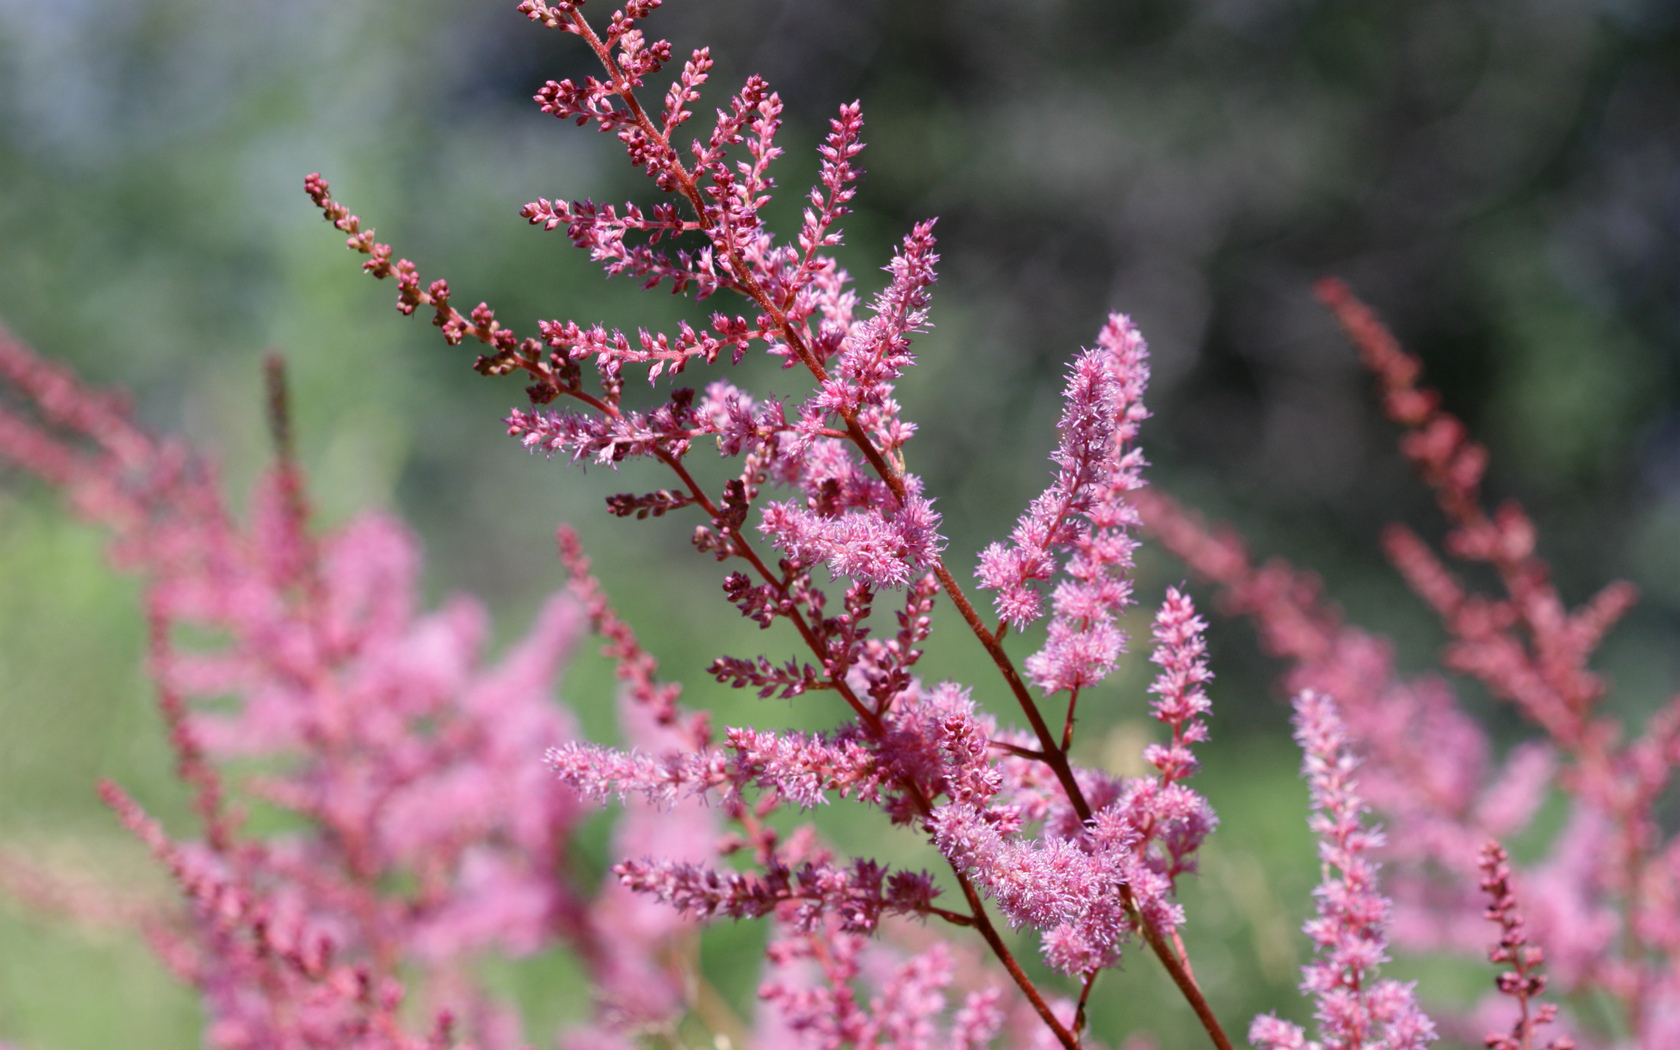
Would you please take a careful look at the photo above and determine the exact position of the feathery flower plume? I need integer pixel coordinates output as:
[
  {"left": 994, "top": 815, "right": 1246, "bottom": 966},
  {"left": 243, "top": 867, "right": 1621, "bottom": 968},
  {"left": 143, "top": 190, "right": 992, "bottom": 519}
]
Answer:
[
  {"left": 977, "top": 316, "right": 1150, "bottom": 697},
  {"left": 100, "top": 779, "right": 462, "bottom": 1050},
  {"left": 1250, "top": 690, "right": 1436, "bottom": 1050},
  {"left": 759, "top": 918, "right": 1010, "bottom": 1050},
  {"left": 14, "top": 1, "right": 1670, "bottom": 1048},
  {"left": 0, "top": 329, "right": 733, "bottom": 1048},
  {"left": 1138, "top": 283, "right": 1680, "bottom": 1042},
  {"left": 301, "top": 3, "right": 1228, "bottom": 1041},
  {"left": 1144, "top": 586, "right": 1214, "bottom": 786}
]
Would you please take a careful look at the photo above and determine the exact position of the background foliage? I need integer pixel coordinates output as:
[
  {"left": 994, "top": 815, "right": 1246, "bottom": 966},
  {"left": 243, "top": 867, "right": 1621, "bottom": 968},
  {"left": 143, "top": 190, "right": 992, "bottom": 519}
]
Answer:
[{"left": 0, "top": 0, "right": 1676, "bottom": 1046}]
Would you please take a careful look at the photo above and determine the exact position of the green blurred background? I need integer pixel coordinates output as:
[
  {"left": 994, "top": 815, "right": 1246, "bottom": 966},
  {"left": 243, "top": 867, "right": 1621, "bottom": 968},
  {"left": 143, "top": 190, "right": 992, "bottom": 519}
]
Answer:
[{"left": 0, "top": 0, "right": 1677, "bottom": 1046}]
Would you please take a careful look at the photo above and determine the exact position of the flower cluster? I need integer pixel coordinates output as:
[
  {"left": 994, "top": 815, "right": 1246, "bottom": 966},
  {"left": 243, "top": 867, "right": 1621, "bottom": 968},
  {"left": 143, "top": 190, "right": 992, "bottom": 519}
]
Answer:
[
  {"left": 976, "top": 314, "right": 1148, "bottom": 698},
  {"left": 1249, "top": 691, "right": 1435, "bottom": 1050},
  {"left": 1, "top": 2, "right": 1668, "bottom": 1050},
  {"left": 0, "top": 332, "right": 706, "bottom": 1048},
  {"left": 298, "top": 3, "right": 1239, "bottom": 1039},
  {"left": 1136, "top": 283, "right": 1677, "bottom": 1046}
]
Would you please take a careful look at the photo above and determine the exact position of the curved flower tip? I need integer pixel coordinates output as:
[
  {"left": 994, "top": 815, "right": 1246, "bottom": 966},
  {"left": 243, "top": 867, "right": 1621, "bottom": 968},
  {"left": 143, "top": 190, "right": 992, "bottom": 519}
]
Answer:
[{"left": 979, "top": 314, "right": 1151, "bottom": 697}]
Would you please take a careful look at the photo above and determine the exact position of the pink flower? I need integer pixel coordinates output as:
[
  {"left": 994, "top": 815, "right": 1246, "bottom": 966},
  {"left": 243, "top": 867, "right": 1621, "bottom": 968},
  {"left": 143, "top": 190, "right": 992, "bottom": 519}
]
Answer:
[
  {"left": 1251, "top": 691, "right": 1436, "bottom": 1050},
  {"left": 978, "top": 316, "right": 1150, "bottom": 692}
]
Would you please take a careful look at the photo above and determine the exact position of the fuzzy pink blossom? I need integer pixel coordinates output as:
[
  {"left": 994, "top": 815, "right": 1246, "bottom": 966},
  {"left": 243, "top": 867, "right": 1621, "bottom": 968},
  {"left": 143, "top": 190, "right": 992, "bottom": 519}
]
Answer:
[
  {"left": 815, "top": 221, "right": 939, "bottom": 419},
  {"left": 548, "top": 725, "right": 887, "bottom": 811},
  {"left": 1251, "top": 690, "right": 1436, "bottom": 1050},
  {"left": 977, "top": 316, "right": 1149, "bottom": 697},
  {"left": 928, "top": 795, "right": 1150, "bottom": 978},
  {"left": 0, "top": 331, "right": 734, "bottom": 1048},
  {"left": 18, "top": 2, "right": 1663, "bottom": 1048},
  {"left": 1146, "top": 283, "right": 1680, "bottom": 1045},
  {"left": 759, "top": 919, "right": 1008, "bottom": 1050},
  {"left": 759, "top": 490, "right": 944, "bottom": 589},
  {"left": 1144, "top": 586, "right": 1214, "bottom": 784},
  {"left": 101, "top": 782, "right": 454, "bottom": 1050}
]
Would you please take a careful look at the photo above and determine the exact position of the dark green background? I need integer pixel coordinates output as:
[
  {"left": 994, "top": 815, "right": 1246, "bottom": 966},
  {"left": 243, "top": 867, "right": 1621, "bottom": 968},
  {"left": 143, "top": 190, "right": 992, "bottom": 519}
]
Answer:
[{"left": 1, "top": 1, "right": 1676, "bottom": 1046}]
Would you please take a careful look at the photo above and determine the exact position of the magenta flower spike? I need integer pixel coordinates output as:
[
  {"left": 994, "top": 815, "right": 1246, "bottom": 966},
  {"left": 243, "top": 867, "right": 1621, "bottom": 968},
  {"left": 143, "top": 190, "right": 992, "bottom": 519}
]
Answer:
[
  {"left": 977, "top": 316, "right": 1149, "bottom": 693},
  {"left": 1251, "top": 691, "right": 1437, "bottom": 1050}
]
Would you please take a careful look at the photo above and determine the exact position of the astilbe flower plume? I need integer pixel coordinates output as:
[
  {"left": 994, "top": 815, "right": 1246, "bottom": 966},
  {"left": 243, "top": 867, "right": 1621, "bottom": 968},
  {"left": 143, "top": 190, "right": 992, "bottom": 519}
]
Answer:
[
  {"left": 299, "top": 3, "right": 1254, "bottom": 1045},
  {"left": 13, "top": 1, "right": 1662, "bottom": 1048},
  {"left": 758, "top": 917, "right": 1010, "bottom": 1050},
  {"left": 1138, "top": 283, "right": 1680, "bottom": 1045},
  {"left": 0, "top": 329, "right": 714, "bottom": 1049},
  {"left": 1250, "top": 691, "right": 1435, "bottom": 1050},
  {"left": 976, "top": 314, "right": 1149, "bottom": 701}
]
